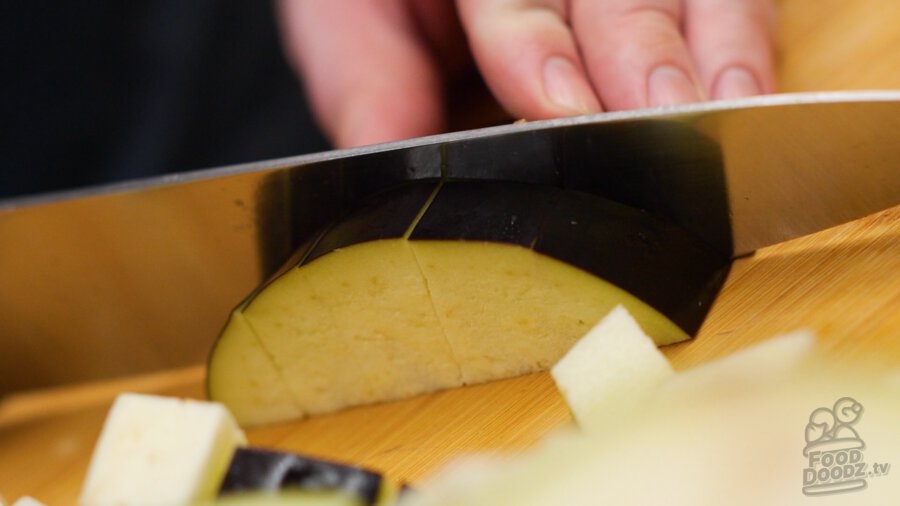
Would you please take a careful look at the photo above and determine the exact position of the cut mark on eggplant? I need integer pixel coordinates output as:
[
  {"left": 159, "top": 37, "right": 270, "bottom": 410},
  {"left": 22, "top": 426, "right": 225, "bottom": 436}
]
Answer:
[
  {"left": 407, "top": 241, "right": 464, "bottom": 384},
  {"left": 239, "top": 299, "right": 310, "bottom": 416},
  {"left": 403, "top": 178, "right": 445, "bottom": 240}
]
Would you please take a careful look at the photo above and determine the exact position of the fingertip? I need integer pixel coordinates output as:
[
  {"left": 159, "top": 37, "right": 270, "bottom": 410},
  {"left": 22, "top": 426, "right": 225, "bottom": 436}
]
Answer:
[
  {"left": 457, "top": 0, "right": 602, "bottom": 119},
  {"left": 647, "top": 65, "right": 706, "bottom": 107},
  {"left": 712, "top": 67, "right": 763, "bottom": 100},
  {"left": 335, "top": 91, "right": 444, "bottom": 148},
  {"left": 543, "top": 56, "right": 603, "bottom": 115},
  {"left": 572, "top": 0, "right": 702, "bottom": 110},
  {"left": 277, "top": 1, "right": 445, "bottom": 148},
  {"left": 684, "top": 0, "right": 775, "bottom": 101}
]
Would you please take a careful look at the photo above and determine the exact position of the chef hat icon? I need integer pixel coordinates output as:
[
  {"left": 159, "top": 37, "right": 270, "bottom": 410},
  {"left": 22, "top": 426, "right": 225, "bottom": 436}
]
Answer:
[{"left": 803, "top": 397, "right": 865, "bottom": 456}]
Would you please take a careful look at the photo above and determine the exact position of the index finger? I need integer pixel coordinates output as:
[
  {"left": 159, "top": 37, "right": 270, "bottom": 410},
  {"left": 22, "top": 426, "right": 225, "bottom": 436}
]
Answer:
[
  {"left": 456, "top": 0, "right": 603, "bottom": 119},
  {"left": 684, "top": 0, "right": 776, "bottom": 99},
  {"left": 571, "top": 0, "right": 706, "bottom": 109},
  {"left": 277, "top": 0, "right": 444, "bottom": 147}
]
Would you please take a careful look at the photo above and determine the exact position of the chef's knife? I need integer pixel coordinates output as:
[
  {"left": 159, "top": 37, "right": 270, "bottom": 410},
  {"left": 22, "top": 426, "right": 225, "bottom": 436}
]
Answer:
[{"left": 2, "top": 91, "right": 899, "bottom": 393}]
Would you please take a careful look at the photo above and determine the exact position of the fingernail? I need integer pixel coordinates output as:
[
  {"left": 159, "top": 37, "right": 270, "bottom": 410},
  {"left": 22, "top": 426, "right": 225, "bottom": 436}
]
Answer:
[
  {"left": 543, "top": 56, "right": 597, "bottom": 114},
  {"left": 647, "top": 65, "right": 703, "bottom": 107},
  {"left": 714, "top": 67, "right": 761, "bottom": 99}
]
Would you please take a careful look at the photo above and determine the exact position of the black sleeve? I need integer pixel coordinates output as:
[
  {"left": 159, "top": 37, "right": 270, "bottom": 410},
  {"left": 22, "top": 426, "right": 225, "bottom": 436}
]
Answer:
[{"left": 0, "top": 0, "right": 330, "bottom": 199}]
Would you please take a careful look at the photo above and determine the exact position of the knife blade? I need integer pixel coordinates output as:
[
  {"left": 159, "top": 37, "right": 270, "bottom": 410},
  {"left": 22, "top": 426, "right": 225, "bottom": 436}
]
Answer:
[{"left": 2, "top": 91, "right": 899, "bottom": 393}]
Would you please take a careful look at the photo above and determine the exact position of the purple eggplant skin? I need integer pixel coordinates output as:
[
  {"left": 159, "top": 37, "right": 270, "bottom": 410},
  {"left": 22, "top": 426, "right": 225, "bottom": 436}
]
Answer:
[
  {"left": 241, "top": 179, "right": 730, "bottom": 336},
  {"left": 409, "top": 180, "right": 731, "bottom": 336},
  {"left": 220, "top": 448, "right": 382, "bottom": 505},
  {"left": 409, "top": 181, "right": 556, "bottom": 247},
  {"left": 531, "top": 186, "right": 730, "bottom": 336},
  {"left": 303, "top": 180, "right": 439, "bottom": 264},
  {"left": 235, "top": 179, "right": 439, "bottom": 310}
]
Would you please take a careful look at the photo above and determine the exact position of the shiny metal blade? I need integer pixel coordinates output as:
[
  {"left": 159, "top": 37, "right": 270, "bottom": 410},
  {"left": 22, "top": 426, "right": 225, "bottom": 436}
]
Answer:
[{"left": 2, "top": 91, "right": 899, "bottom": 393}]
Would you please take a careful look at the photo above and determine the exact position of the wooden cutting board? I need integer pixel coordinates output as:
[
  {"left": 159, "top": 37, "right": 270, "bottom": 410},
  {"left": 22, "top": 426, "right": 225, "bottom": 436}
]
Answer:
[{"left": 3, "top": 0, "right": 900, "bottom": 502}]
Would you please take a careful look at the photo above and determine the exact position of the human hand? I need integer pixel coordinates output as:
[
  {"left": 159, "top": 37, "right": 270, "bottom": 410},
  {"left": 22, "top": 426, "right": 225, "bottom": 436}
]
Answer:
[{"left": 277, "top": 0, "right": 775, "bottom": 148}]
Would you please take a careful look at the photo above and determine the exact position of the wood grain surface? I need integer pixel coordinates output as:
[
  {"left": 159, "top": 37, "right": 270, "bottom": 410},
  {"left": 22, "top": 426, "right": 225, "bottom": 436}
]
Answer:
[{"left": 3, "top": 0, "right": 900, "bottom": 502}]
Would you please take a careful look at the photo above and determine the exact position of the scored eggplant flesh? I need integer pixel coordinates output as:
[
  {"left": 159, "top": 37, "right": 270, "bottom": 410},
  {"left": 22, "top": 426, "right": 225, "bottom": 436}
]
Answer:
[{"left": 208, "top": 180, "right": 731, "bottom": 426}]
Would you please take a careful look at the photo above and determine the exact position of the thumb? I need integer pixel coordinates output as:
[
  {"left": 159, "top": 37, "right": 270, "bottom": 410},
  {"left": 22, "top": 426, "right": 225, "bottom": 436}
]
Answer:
[{"left": 276, "top": 0, "right": 444, "bottom": 148}]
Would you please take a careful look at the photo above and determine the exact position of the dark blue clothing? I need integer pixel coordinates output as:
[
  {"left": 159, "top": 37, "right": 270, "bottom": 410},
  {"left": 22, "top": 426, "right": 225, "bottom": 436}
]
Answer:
[{"left": 1, "top": 1, "right": 330, "bottom": 199}]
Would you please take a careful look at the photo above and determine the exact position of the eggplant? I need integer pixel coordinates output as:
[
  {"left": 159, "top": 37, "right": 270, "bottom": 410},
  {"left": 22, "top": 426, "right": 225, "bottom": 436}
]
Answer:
[
  {"left": 219, "top": 448, "right": 384, "bottom": 506},
  {"left": 409, "top": 181, "right": 728, "bottom": 334},
  {"left": 213, "top": 491, "right": 362, "bottom": 506},
  {"left": 208, "top": 180, "right": 730, "bottom": 426},
  {"left": 303, "top": 180, "right": 440, "bottom": 263}
]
